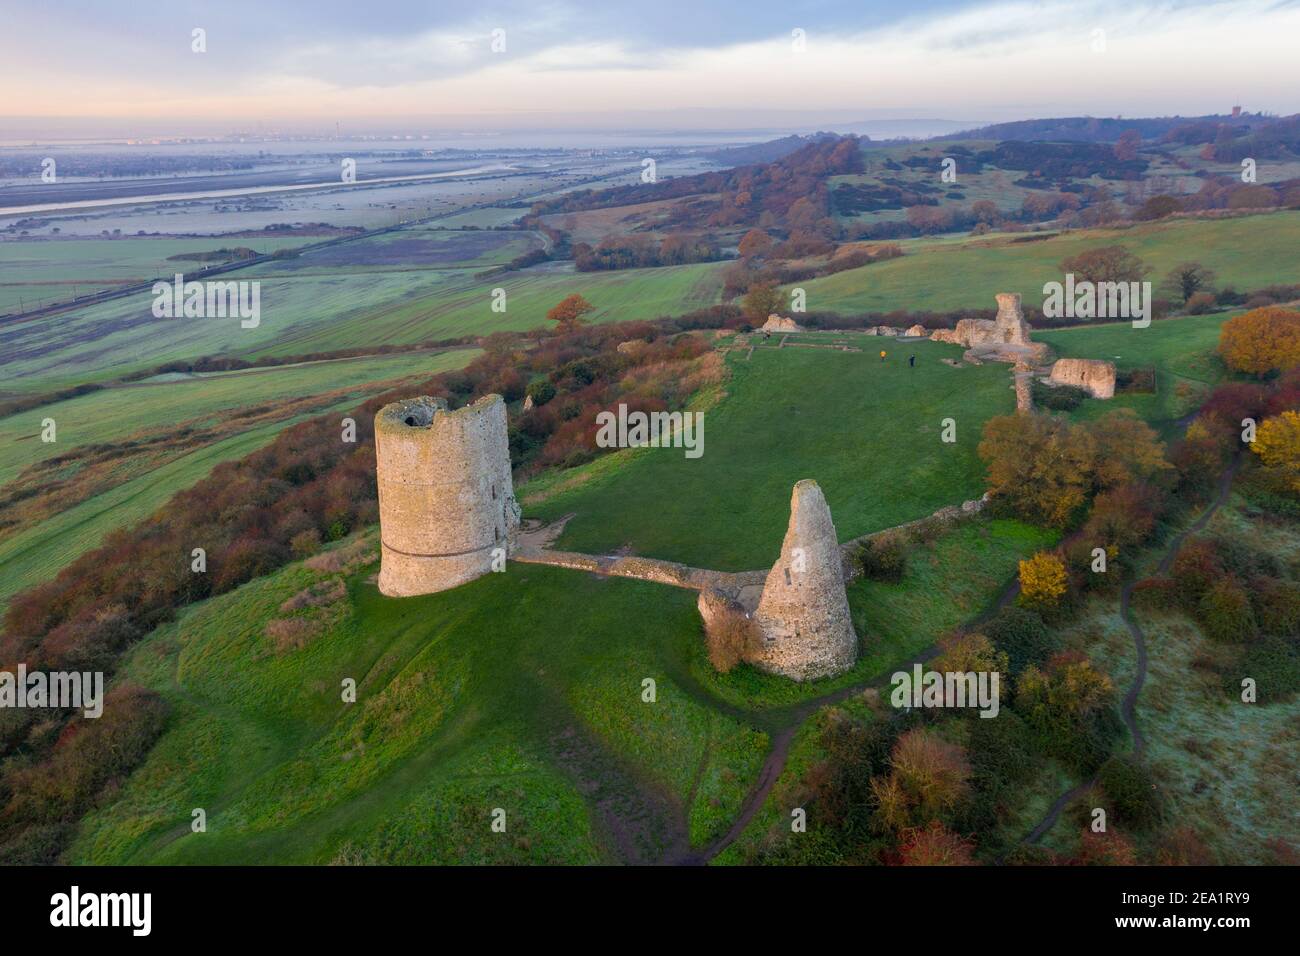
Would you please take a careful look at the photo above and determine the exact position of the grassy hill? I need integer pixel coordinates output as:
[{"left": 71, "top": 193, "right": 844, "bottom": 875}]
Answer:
[
  {"left": 524, "top": 337, "right": 1016, "bottom": 570},
  {"left": 793, "top": 211, "right": 1300, "bottom": 315},
  {"left": 69, "top": 543, "right": 765, "bottom": 864},
  {"left": 57, "top": 310, "right": 1247, "bottom": 864}
]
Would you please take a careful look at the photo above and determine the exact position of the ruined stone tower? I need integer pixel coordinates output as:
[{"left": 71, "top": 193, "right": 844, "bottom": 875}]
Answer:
[
  {"left": 375, "top": 394, "right": 521, "bottom": 597},
  {"left": 748, "top": 480, "right": 858, "bottom": 681},
  {"left": 993, "top": 292, "right": 1032, "bottom": 345}
]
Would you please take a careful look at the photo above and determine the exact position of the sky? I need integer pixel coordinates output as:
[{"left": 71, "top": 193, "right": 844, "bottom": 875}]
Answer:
[{"left": 2, "top": 0, "right": 1298, "bottom": 136}]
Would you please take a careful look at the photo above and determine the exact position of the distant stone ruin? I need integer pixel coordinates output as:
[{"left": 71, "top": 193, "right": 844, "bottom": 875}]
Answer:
[
  {"left": 744, "top": 480, "right": 858, "bottom": 681},
  {"left": 761, "top": 314, "right": 804, "bottom": 333},
  {"left": 375, "top": 394, "right": 521, "bottom": 597},
  {"left": 1049, "top": 358, "right": 1117, "bottom": 399},
  {"left": 904, "top": 324, "right": 927, "bottom": 337},
  {"left": 930, "top": 292, "right": 1049, "bottom": 365}
]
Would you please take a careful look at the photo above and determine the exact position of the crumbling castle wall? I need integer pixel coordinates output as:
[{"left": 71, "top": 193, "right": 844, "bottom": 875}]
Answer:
[
  {"left": 746, "top": 480, "right": 858, "bottom": 681},
  {"left": 1049, "top": 358, "right": 1117, "bottom": 398},
  {"left": 375, "top": 394, "right": 521, "bottom": 597},
  {"left": 993, "top": 292, "right": 1033, "bottom": 345},
  {"left": 1014, "top": 363, "right": 1035, "bottom": 414},
  {"left": 761, "top": 314, "right": 804, "bottom": 332},
  {"left": 930, "top": 293, "right": 1048, "bottom": 364}
]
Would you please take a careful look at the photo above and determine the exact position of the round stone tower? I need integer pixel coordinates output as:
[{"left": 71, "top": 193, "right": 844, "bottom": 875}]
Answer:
[{"left": 375, "top": 394, "right": 521, "bottom": 597}]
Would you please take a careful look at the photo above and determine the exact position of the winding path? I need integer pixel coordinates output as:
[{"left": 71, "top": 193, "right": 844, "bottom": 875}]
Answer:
[{"left": 1022, "top": 455, "right": 1240, "bottom": 846}]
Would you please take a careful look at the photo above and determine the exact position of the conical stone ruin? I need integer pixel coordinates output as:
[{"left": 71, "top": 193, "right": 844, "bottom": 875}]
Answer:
[{"left": 745, "top": 479, "right": 859, "bottom": 681}]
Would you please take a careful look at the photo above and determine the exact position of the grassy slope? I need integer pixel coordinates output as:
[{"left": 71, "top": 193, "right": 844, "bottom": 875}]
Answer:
[
  {"left": 0, "top": 349, "right": 478, "bottom": 486},
  {"left": 711, "top": 516, "right": 1057, "bottom": 862},
  {"left": 795, "top": 211, "right": 1300, "bottom": 315},
  {"left": 525, "top": 338, "right": 1014, "bottom": 570},
  {"left": 70, "top": 544, "right": 765, "bottom": 864},
  {"left": 0, "top": 349, "right": 477, "bottom": 612}
]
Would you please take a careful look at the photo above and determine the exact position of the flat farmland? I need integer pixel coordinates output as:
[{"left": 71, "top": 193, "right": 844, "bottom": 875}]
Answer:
[
  {"left": 243, "top": 225, "right": 540, "bottom": 276},
  {"left": 0, "top": 254, "right": 726, "bottom": 390},
  {"left": 0, "top": 235, "right": 311, "bottom": 314}
]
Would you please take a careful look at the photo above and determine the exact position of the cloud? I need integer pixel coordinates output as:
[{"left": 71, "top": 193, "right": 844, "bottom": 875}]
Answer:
[{"left": 3, "top": 0, "right": 1298, "bottom": 124}]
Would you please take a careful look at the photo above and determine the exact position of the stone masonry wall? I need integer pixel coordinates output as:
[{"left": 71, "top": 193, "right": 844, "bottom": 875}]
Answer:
[
  {"left": 1049, "top": 358, "right": 1117, "bottom": 399},
  {"left": 747, "top": 480, "right": 858, "bottom": 681},
  {"left": 376, "top": 394, "right": 521, "bottom": 596}
]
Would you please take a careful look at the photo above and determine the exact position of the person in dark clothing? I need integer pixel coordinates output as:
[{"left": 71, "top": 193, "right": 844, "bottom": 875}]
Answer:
[{"left": 909, "top": 354, "right": 915, "bottom": 368}]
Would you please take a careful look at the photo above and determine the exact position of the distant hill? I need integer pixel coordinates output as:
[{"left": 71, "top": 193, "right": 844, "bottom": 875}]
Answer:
[
  {"left": 704, "top": 132, "right": 843, "bottom": 166},
  {"left": 941, "top": 113, "right": 1269, "bottom": 143}
]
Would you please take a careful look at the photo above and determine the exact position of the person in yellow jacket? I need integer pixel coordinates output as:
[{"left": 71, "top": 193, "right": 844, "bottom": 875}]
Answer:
[{"left": 879, "top": 349, "right": 887, "bottom": 363}]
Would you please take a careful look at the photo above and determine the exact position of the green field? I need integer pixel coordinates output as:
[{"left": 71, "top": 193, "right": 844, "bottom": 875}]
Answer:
[
  {"left": 1037, "top": 311, "right": 1234, "bottom": 427},
  {"left": 0, "top": 236, "right": 312, "bottom": 315},
  {"left": 1, "top": 256, "right": 725, "bottom": 390},
  {"left": 4, "top": 211, "right": 1289, "bottom": 394},
  {"left": 0, "top": 349, "right": 477, "bottom": 612},
  {"left": 524, "top": 338, "right": 1015, "bottom": 570},
  {"left": 795, "top": 211, "right": 1300, "bottom": 316}
]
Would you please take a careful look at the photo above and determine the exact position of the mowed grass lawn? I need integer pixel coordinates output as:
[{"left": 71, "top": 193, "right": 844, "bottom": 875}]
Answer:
[
  {"left": 525, "top": 338, "right": 1015, "bottom": 571},
  {"left": 70, "top": 545, "right": 766, "bottom": 864},
  {"left": 795, "top": 211, "right": 1300, "bottom": 315}
]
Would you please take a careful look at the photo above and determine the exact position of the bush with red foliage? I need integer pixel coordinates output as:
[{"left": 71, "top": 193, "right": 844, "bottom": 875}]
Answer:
[{"left": 897, "top": 821, "right": 977, "bottom": 866}]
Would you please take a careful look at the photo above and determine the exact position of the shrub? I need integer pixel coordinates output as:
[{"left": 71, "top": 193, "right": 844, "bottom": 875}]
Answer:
[
  {"left": 1075, "top": 828, "right": 1138, "bottom": 865},
  {"left": 1237, "top": 635, "right": 1300, "bottom": 704},
  {"left": 1130, "top": 577, "right": 1178, "bottom": 612},
  {"left": 1251, "top": 577, "right": 1300, "bottom": 637},
  {"left": 897, "top": 821, "right": 976, "bottom": 865},
  {"left": 1097, "top": 755, "right": 1165, "bottom": 830},
  {"left": 1033, "top": 381, "right": 1087, "bottom": 411},
  {"left": 290, "top": 528, "right": 321, "bottom": 558},
  {"left": 525, "top": 379, "right": 556, "bottom": 406},
  {"left": 1171, "top": 538, "right": 1224, "bottom": 606},
  {"left": 984, "top": 606, "right": 1054, "bottom": 676},
  {"left": 1251, "top": 410, "right": 1300, "bottom": 497},
  {"left": 1196, "top": 578, "right": 1256, "bottom": 643},
  {"left": 967, "top": 708, "right": 1038, "bottom": 789},
  {"left": 1018, "top": 551, "right": 1069, "bottom": 614},
  {"left": 701, "top": 599, "right": 758, "bottom": 674},
  {"left": 872, "top": 726, "right": 971, "bottom": 831},
  {"left": 855, "top": 533, "right": 907, "bottom": 582},
  {"left": 1015, "top": 653, "right": 1122, "bottom": 773},
  {"left": 1218, "top": 306, "right": 1300, "bottom": 375}
]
